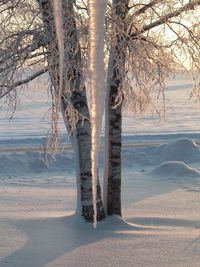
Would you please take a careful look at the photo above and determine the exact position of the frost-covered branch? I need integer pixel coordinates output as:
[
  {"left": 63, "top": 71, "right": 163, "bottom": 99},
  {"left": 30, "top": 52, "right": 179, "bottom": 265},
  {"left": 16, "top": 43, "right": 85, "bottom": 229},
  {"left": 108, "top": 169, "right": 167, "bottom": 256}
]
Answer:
[
  {"left": 131, "top": 0, "right": 200, "bottom": 37},
  {"left": 0, "top": 67, "right": 48, "bottom": 99},
  {"left": 132, "top": 0, "right": 160, "bottom": 15}
]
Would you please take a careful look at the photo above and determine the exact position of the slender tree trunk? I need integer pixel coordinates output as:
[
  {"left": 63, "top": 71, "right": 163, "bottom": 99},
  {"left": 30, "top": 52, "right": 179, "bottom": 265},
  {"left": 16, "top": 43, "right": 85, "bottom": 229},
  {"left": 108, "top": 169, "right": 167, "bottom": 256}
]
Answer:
[
  {"left": 104, "top": 0, "right": 129, "bottom": 216},
  {"left": 38, "top": 0, "right": 105, "bottom": 222},
  {"left": 107, "top": 70, "right": 123, "bottom": 216}
]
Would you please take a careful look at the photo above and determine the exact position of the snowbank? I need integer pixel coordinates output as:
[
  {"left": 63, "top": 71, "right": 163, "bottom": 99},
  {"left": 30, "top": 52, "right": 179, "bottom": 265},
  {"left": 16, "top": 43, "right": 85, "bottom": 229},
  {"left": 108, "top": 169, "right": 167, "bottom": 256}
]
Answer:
[
  {"left": 156, "top": 138, "right": 200, "bottom": 163},
  {"left": 149, "top": 161, "right": 200, "bottom": 177},
  {"left": 0, "top": 151, "right": 75, "bottom": 176},
  {"left": 1, "top": 138, "right": 200, "bottom": 178}
]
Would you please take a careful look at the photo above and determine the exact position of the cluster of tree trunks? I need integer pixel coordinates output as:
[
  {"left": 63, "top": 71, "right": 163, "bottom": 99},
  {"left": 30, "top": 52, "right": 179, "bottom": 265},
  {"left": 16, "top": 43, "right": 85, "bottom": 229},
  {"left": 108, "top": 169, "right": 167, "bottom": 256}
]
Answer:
[
  {"left": 38, "top": 0, "right": 129, "bottom": 221},
  {"left": 38, "top": 0, "right": 105, "bottom": 221},
  {"left": 36, "top": 0, "right": 200, "bottom": 222}
]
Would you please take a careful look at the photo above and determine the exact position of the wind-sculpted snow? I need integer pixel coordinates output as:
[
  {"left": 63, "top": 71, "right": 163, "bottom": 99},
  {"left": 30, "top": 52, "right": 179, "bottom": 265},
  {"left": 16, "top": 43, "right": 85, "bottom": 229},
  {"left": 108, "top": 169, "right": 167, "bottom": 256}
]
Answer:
[
  {"left": 148, "top": 161, "right": 200, "bottom": 178},
  {"left": 156, "top": 138, "right": 200, "bottom": 163},
  {"left": 120, "top": 138, "right": 200, "bottom": 168},
  {"left": 0, "top": 138, "right": 200, "bottom": 177},
  {"left": 0, "top": 151, "right": 75, "bottom": 176},
  {"left": 2, "top": 138, "right": 200, "bottom": 186}
]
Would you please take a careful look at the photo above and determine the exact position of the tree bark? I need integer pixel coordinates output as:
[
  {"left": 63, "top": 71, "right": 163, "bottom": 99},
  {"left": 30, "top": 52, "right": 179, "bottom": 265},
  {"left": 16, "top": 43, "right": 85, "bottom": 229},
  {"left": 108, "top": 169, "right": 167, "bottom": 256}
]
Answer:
[
  {"left": 107, "top": 73, "right": 123, "bottom": 216},
  {"left": 104, "top": 0, "right": 129, "bottom": 216},
  {"left": 38, "top": 0, "right": 105, "bottom": 222}
]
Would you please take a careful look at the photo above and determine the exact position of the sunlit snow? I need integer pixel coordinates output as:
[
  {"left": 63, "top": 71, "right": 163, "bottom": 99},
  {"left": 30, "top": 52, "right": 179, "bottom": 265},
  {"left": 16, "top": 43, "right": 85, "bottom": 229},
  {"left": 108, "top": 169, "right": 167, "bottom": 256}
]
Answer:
[{"left": 1, "top": 74, "right": 200, "bottom": 266}]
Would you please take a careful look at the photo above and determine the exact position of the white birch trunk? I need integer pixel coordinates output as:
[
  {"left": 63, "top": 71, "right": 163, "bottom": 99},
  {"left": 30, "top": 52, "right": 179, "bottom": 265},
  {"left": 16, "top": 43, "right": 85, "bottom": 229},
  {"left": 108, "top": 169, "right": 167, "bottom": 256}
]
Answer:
[
  {"left": 39, "top": 0, "right": 105, "bottom": 222},
  {"left": 103, "top": 0, "right": 129, "bottom": 216},
  {"left": 51, "top": 0, "right": 64, "bottom": 109},
  {"left": 88, "top": 0, "right": 107, "bottom": 227},
  {"left": 103, "top": 51, "right": 114, "bottom": 213}
]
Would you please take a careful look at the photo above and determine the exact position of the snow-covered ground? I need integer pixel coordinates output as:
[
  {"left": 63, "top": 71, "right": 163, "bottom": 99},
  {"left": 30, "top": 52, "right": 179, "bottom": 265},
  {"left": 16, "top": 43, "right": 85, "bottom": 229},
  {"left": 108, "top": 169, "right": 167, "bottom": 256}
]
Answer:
[
  {"left": 1, "top": 72, "right": 200, "bottom": 148},
  {"left": 1, "top": 74, "right": 200, "bottom": 266}
]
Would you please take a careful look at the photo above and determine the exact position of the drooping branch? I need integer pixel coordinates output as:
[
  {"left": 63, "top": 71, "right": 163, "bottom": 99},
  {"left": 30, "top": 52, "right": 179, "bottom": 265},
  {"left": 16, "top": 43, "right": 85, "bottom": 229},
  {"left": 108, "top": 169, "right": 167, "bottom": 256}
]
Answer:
[{"left": 0, "top": 67, "right": 48, "bottom": 98}]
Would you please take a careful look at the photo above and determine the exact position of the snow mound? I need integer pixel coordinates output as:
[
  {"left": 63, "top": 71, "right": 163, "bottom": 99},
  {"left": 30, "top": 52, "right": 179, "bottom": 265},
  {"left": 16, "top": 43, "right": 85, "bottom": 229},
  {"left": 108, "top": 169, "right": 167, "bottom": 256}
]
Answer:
[
  {"left": 149, "top": 161, "right": 200, "bottom": 177},
  {"left": 0, "top": 151, "right": 75, "bottom": 176},
  {"left": 156, "top": 138, "right": 200, "bottom": 162}
]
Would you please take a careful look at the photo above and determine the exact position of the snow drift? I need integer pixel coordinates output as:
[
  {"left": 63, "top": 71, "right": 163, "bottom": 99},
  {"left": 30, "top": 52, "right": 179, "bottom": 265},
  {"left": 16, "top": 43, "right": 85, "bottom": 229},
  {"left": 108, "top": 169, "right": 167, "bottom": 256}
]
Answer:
[
  {"left": 156, "top": 138, "right": 200, "bottom": 163},
  {"left": 1, "top": 138, "right": 200, "bottom": 178},
  {"left": 149, "top": 161, "right": 200, "bottom": 178},
  {"left": 0, "top": 151, "right": 74, "bottom": 176}
]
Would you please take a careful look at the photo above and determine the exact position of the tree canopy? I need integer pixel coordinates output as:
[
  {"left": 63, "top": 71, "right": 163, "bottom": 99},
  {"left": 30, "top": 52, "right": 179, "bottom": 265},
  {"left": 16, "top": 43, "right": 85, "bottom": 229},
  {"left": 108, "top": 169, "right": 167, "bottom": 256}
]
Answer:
[{"left": 1, "top": 0, "right": 200, "bottom": 109}]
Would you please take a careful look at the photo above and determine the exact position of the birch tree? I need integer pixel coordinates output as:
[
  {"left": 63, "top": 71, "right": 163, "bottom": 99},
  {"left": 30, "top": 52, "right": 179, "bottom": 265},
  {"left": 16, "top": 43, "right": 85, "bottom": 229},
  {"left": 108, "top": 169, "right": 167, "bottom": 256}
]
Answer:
[
  {"left": 37, "top": 0, "right": 105, "bottom": 222},
  {"left": 1, "top": 0, "right": 200, "bottom": 222},
  {"left": 104, "top": 0, "right": 200, "bottom": 216},
  {"left": 104, "top": 0, "right": 129, "bottom": 216}
]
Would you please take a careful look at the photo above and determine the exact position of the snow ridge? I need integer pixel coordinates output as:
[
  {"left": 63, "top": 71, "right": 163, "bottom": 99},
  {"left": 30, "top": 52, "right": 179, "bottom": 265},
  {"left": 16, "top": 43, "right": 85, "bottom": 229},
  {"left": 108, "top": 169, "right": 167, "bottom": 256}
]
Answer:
[{"left": 149, "top": 161, "right": 200, "bottom": 177}]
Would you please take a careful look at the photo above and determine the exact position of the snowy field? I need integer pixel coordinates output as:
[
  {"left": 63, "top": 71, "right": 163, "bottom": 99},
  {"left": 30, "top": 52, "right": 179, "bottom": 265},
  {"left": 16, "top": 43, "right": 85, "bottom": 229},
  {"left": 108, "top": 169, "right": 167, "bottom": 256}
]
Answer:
[{"left": 1, "top": 74, "right": 200, "bottom": 266}]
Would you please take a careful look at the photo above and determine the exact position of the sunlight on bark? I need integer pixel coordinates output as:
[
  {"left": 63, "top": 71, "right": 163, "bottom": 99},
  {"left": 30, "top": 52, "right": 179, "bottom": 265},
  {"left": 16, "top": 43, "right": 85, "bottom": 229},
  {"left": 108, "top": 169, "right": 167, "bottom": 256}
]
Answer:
[
  {"left": 88, "top": 0, "right": 107, "bottom": 227},
  {"left": 51, "top": 0, "right": 64, "bottom": 110}
]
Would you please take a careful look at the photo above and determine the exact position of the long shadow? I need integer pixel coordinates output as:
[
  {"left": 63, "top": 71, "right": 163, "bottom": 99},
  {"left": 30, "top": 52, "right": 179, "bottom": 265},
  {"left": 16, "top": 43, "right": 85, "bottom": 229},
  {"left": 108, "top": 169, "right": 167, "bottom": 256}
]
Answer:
[
  {"left": 0, "top": 215, "right": 147, "bottom": 267},
  {"left": 127, "top": 216, "right": 200, "bottom": 228},
  {"left": 183, "top": 233, "right": 200, "bottom": 253},
  {"left": 0, "top": 175, "right": 194, "bottom": 267}
]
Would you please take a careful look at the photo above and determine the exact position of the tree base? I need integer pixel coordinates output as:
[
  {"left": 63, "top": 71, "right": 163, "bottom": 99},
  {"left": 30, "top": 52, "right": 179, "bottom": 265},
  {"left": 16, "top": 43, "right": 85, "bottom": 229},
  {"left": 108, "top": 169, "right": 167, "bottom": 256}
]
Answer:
[{"left": 82, "top": 200, "right": 106, "bottom": 222}]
